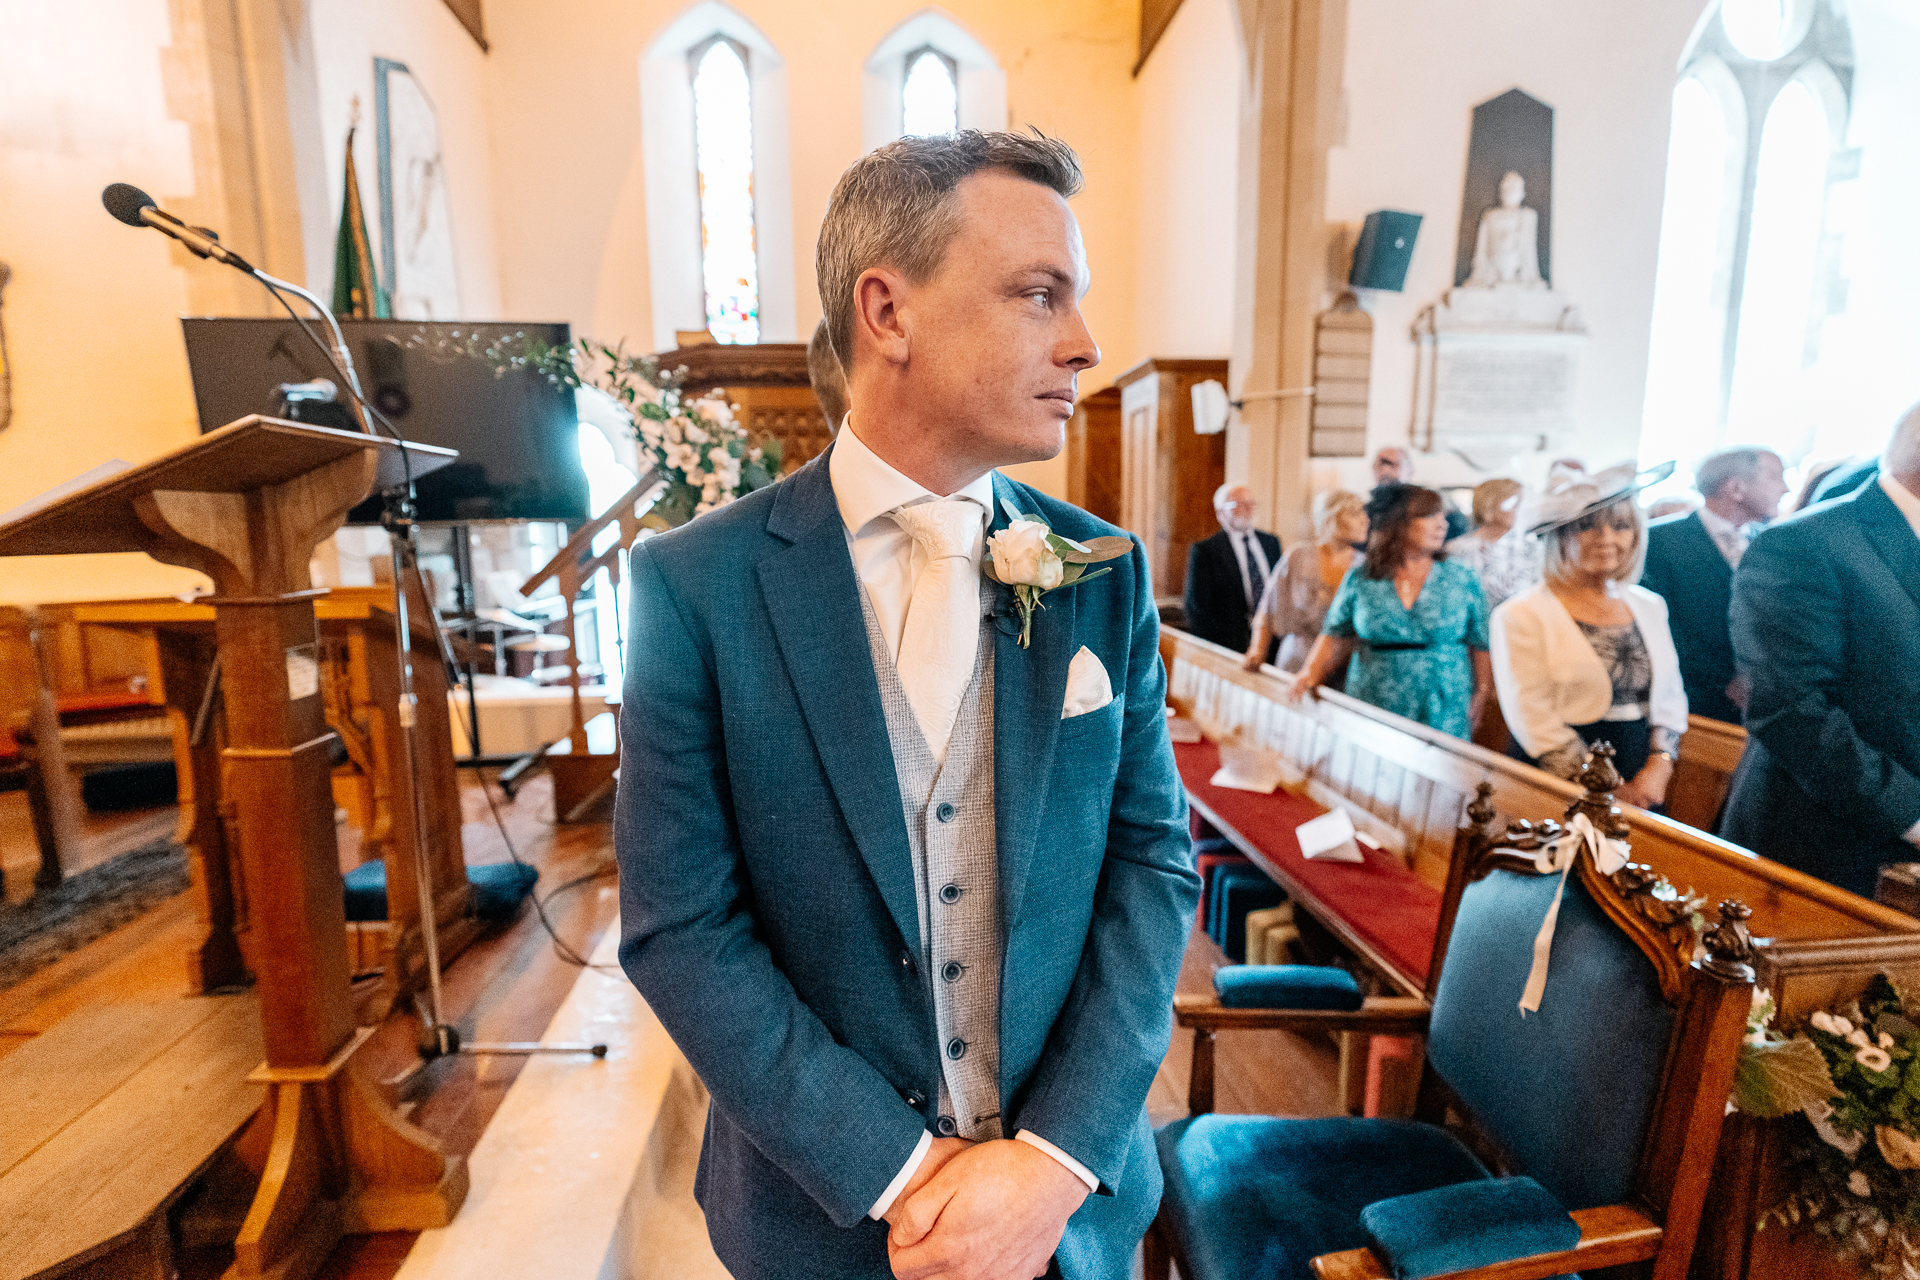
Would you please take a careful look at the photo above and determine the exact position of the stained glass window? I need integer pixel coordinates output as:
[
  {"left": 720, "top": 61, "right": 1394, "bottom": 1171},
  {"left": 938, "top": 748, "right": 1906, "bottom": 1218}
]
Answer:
[
  {"left": 902, "top": 48, "right": 958, "bottom": 138},
  {"left": 692, "top": 38, "right": 759, "bottom": 345}
]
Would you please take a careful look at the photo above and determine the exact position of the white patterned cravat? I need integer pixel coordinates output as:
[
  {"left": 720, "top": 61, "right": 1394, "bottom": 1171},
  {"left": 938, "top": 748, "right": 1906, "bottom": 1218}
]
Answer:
[{"left": 891, "top": 500, "right": 982, "bottom": 764}]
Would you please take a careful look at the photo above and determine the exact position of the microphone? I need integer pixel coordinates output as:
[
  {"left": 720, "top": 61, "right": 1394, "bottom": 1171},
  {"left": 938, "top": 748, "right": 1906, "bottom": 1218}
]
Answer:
[{"left": 102, "top": 183, "right": 254, "bottom": 273}]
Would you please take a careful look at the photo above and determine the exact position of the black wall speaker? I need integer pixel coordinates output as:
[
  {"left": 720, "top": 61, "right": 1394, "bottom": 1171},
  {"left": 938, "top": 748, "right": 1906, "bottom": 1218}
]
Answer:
[{"left": 1349, "top": 210, "right": 1423, "bottom": 292}]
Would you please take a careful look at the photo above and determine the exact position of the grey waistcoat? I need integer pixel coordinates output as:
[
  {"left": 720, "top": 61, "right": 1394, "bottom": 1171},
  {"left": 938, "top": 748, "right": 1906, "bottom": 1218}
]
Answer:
[{"left": 858, "top": 580, "right": 1003, "bottom": 1141}]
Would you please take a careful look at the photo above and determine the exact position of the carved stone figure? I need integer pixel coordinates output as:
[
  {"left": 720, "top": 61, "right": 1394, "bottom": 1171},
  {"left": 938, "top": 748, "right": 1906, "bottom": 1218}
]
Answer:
[{"left": 1464, "top": 171, "right": 1545, "bottom": 290}]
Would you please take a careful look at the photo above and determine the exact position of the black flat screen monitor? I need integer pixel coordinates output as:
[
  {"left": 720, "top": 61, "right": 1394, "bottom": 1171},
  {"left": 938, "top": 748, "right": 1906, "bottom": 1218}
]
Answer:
[{"left": 180, "top": 318, "right": 587, "bottom": 525}]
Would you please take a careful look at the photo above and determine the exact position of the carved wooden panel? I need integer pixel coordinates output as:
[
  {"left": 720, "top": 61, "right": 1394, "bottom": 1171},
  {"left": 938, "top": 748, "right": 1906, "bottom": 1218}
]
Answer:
[{"left": 663, "top": 343, "right": 830, "bottom": 476}]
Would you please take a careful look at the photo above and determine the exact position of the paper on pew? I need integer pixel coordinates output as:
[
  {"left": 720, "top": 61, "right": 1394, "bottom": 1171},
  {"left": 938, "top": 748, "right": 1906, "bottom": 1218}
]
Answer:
[
  {"left": 1210, "top": 739, "right": 1285, "bottom": 793},
  {"left": 1297, "top": 807, "right": 1365, "bottom": 863}
]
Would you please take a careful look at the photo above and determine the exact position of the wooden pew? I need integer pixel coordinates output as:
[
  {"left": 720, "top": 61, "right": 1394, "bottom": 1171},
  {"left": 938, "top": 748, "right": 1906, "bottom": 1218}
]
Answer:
[
  {"left": 0, "top": 997, "right": 263, "bottom": 1280},
  {"left": 1159, "top": 626, "right": 1920, "bottom": 1278}
]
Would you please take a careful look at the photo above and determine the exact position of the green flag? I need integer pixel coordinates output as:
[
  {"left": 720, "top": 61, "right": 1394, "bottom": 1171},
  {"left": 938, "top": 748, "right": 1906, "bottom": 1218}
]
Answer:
[{"left": 331, "top": 127, "right": 390, "bottom": 319}]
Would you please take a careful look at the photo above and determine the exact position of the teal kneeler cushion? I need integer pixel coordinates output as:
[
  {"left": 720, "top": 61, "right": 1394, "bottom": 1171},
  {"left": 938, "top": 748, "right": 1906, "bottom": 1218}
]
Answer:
[
  {"left": 1214, "top": 964, "right": 1364, "bottom": 1011},
  {"left": 1360, "top": 1176, "right": 1579, "bottom": 1278}
]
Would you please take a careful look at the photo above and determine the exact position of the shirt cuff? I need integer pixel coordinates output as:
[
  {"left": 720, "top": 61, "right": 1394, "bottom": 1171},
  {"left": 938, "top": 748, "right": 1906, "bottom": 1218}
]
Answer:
[
  {"left": 868, "top": 1129, "right": 932, "bottom": 1221},
  {"left": 1016, "top": 1130, "right": 1099, "bottom": 1194},
  {"left": 1905, "top": 819, "right": 1920, "bottom": 849}
]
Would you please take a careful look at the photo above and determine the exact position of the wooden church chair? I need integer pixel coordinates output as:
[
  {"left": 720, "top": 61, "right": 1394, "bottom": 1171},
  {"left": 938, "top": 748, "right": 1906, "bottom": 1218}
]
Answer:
[{"left": 1145, "top": 749, "right": 1756, "bottom": 1280}]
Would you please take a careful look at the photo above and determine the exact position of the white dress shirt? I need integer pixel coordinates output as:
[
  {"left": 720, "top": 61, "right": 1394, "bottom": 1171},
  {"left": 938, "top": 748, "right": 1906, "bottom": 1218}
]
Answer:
[
  {"left": 1696, "top": 504, "right": 1751, "bottom": 568},
  {"left": 1229, "top": 529, "right": 1272, "bottom": 608},
  {"left": 828, "top": 425, "right": 1101, "bottom": 1216}
]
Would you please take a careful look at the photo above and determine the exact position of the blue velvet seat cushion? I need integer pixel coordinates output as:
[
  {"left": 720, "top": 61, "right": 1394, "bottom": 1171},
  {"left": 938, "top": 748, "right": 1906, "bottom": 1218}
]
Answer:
[
  {"left": 1155, "top": 1114, "right": 1491, "bottom": 1280},
  {"left": 342, "top": 860, "right": 538, "bottom": 924},
  {"left": 1210, "top": 867, "right": 1282, "bottom": 961},
  {"left": 1361, "top": 1176, "right": 1578, "bottom": 1278},
  {"left": 1215, "top": 964, "right": 1364, "bottom": 1011}
]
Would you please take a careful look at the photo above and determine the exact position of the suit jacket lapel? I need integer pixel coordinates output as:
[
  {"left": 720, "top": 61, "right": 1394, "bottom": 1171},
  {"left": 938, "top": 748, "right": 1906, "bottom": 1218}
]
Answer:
[
  {"left": 758, "top": 454, "right": 921, "bottom": 956},
  {"left": 1852, "top": 481, "right": 1920, "bottom": 616},
  {"left": 989, "top": 475, "right": 1076, "bottom": 930},
  {"left": 1682, "top": 513, "right": 1734, "bottom": 590}
]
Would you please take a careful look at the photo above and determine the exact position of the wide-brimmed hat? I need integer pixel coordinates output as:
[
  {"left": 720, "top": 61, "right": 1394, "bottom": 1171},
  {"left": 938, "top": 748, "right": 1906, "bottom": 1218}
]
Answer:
[{"left": 1524, "top": 460, "right": 1675, "bottom": 537}]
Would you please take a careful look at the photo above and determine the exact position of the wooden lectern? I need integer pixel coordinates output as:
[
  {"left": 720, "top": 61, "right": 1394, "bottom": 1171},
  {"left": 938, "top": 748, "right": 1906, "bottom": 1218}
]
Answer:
[{"left": 0, "top": 417, "right": 468, "bottom": 1279}]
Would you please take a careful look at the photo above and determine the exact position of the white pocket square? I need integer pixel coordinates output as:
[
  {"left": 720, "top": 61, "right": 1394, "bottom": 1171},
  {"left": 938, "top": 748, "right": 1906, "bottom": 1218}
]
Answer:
[{"left": 1061, "top": 646, "right": 1114, "bottom": 719}]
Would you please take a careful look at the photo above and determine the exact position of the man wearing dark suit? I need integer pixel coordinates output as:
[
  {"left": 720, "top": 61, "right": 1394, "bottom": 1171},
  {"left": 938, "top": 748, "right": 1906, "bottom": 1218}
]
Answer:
[
  {"left": 1183, "top": 484, "right": 1280, "bottom": 654},
  {"left": 1640, "top": 447, "right": 1787, "bottom": 724},
  {"left": 1722, "top": 408, "right": 1920, "bottom": 899},
  {"left": 616, "top": 132, "right": 1197, "bottom": 1280}
]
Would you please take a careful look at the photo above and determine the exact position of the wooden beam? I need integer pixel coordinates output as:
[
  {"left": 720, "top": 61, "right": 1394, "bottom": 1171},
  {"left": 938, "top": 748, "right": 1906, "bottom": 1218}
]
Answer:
[
  {"left": 1135, "top": 0, "right": 1187, "bottom": 75},
  {"left": 440, "top": 0, "right": 488, "bottom": 51}
]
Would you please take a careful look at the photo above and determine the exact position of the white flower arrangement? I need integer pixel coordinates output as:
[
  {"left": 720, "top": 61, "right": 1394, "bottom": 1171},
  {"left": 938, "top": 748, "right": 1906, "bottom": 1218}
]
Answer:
[
  {"left": 426, "top": 331, "right": 781, "bottom": 527},
  {"left": 982, "top": 501, "right": 1132, "bottom": 648}
]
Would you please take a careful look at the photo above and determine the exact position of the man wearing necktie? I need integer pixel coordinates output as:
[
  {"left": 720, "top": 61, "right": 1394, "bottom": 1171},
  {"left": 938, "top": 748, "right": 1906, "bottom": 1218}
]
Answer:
[
  {"left": 615, "top": 132, "right": 1197, "bottom": 1280},
  {"left": 1182, "top": 484, "right": 1280, "bottom": 656},
  {"left": 1640, "top": 447, "right": 1787, "bottom": 723}
]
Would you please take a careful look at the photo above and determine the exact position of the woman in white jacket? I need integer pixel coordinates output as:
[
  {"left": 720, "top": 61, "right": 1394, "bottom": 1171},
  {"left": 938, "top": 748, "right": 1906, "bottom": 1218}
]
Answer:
[{"left": 1491, "top": 462, "right": 1687, "bottom": 812}]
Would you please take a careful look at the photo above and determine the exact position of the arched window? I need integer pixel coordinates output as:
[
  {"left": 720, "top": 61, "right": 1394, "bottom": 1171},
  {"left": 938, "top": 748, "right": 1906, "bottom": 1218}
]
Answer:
[
  {"left": 862, "top": 12, "right": 1006, "bottom": 154},
  {"left": 1640, "top": 0, "right": 1854, "bottom": 478},
  {"left": 901, "top": 48, "right": 959, "bottom": 137},
  {"left": 691, "top": 37, "right": 759, "bottom": 345},
  {"left": 639, "top": 3, "right": 796, "bottom": 350}
]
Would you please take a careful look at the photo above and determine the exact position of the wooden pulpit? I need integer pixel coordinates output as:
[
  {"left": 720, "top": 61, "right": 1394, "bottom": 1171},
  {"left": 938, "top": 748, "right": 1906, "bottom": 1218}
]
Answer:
[{"left": 0, "top": 417, "right": 468, "bottom": 1279}]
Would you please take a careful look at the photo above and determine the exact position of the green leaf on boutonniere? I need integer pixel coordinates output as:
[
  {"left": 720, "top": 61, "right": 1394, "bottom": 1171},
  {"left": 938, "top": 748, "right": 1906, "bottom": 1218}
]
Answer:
[
  {"left": 1050, "top": 567, "right": 1112, "bottom": 592},
  {"left": 1056, "top": 535, "right": 1133, "bottom": 564}
]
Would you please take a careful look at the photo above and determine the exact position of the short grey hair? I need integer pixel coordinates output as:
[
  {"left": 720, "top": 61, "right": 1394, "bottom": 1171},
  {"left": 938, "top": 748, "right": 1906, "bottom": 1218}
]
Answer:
[
  {"left": 1886, "top": 401, "right": 1920, "bottom": 477},
  {"left": 1541, "top": 497, "right": 1648, "bottom": 586},
  {"left": 816, "top": 130, "right": 1083, "bottom": 370},
  {"left": 1695, "top": 447, "right": 1774, "bottom": 498}
]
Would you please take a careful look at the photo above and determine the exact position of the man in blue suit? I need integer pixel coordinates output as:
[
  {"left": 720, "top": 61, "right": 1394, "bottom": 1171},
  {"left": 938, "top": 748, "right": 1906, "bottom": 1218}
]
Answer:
[
  {"left": 1722, "top": 407, "right": 1920, "bottom": 898},
  {"left": 1640, "top": 447, "right": 1787, "bottom": 724},
  {"left": 615, "top": 131, "right": 1197, "bottom": 1280}
]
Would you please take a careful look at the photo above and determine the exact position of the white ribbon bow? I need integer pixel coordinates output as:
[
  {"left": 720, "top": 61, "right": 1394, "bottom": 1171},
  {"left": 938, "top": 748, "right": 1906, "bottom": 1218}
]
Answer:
[{"left": 1515, "top": 813, "right": 1631, "bottom": 1016}]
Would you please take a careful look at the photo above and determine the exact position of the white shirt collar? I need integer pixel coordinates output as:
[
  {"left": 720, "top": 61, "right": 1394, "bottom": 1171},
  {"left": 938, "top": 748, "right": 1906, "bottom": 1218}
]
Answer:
[
  {"left": 1881, "top": 470, "right": 1920, "bottom": 543},
  {"left": 828, "top": 422, "right": 998, "bottom": 537},
  {"left": 1696, "top": 504, "right": 1747, "bottom": 544}
]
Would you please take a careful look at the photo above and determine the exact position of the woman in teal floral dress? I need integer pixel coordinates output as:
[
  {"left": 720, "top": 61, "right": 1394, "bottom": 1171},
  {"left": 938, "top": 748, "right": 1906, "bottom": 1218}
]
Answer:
[{"left": 1288, "top": 484, "right": 1492, "bottom": 739}]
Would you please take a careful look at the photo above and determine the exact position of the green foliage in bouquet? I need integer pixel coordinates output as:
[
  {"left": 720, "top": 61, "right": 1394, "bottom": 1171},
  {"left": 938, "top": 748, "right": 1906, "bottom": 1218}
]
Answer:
[{"left": 1736, "top": 974, "right": 1920, "bottom": 1275}]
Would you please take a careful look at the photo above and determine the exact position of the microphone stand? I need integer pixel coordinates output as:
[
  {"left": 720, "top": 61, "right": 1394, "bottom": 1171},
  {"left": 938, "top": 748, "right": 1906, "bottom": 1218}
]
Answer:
[{"left": 183, "top": 253, "right": 606, "bottom": 1064}]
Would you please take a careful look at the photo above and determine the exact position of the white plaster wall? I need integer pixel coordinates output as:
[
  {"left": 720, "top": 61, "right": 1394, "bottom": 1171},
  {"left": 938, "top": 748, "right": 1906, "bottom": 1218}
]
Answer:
[
  {"left": 1133, "top": 0, "right": 1241, "bottom": 362},
  {"left": 1326, "top": 0, "right": 1706, "bottom": 491},
  {"left": 306, "top": 0, "right": 505, "bottom": 320}
]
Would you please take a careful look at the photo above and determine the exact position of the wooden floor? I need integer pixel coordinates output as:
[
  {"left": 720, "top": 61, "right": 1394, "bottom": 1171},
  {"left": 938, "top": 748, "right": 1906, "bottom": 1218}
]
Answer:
[{"left": 2, "top": 774, "right": 1338, "bottom": 1280}]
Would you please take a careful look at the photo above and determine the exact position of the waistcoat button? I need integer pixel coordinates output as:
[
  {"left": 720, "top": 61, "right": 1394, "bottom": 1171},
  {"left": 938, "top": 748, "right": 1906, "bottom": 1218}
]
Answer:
[
  {"left": 946, "top": 1037, "right": 967, "bottom": 1061},
  {"left": 942, "top": 961, "right": 964, "bottom": 983},
  {"left": 935, "top": 802, "right": 956, "bottom": 823},
  {"left": 939, "top": 883, "right": 962, "bottom": 904},
  {"left": 936, "top": 1115, "right": 957, "bottom": 1136}
]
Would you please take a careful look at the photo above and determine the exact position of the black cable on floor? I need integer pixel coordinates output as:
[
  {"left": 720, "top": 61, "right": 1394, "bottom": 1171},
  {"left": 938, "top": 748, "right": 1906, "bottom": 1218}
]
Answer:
[{"left": 472, "top": 766, "right": 622, "bottom": 971}]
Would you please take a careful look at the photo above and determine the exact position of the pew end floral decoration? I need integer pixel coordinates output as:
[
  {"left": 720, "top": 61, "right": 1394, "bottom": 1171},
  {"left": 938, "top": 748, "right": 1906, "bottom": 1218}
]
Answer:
[
  {"left": 983, "top": 500, "right": 1132, "bottom": 647},
  {"left": 1734, "top": 973, "right": 1920, "bottom": 1276},
  {"left": 417, "top": 330, "right": 782, "bottom": 527}
]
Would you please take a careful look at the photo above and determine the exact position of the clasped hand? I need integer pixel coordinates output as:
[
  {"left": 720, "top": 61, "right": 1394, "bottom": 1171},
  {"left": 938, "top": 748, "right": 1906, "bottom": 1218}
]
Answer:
[{"left": 884, "top": 1138, "right": 1090, "bottom": 1280}]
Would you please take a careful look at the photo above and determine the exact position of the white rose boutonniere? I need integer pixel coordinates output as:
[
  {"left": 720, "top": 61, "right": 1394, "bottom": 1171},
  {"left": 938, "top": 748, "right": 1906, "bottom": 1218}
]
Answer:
[{"left": 983, "top": 499, "right": 1132, "bottom": 648}]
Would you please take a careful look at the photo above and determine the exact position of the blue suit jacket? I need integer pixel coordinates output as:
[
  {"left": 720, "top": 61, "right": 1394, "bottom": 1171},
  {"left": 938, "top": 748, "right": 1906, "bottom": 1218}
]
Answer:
[
  {"left": 1640, "top": 511, "right": 1741, "bottom": 723},
  {"left": 1722, "top": 481, "right": 1920, "bottom": 897},
  {"left": 614, "top": 451, "right": 1198, "bottom": 1279}
]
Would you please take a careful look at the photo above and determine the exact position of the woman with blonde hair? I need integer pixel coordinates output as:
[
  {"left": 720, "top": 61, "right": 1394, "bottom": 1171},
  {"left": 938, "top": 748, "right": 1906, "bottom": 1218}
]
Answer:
[
  {"left": 1491, "top": 462, "right": 1688, "bottom": 811},
  {"left": 1243, "top": 488, "right": 1367, "bottom": 673},
  {"left": 1443, "top": 477, "right": 1541, "bottom": 610}
]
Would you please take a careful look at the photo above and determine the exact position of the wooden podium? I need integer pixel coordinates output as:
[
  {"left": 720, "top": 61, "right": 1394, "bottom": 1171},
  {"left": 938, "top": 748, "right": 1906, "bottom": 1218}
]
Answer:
[{"left": 0, "top": 418, "right": 468, "bottom": 1279}]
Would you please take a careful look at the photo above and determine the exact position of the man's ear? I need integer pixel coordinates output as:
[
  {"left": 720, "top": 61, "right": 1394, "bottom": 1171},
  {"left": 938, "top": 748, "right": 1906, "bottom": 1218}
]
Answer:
[{"left": 852, "top": 267, "right": 912, "bottom": 370}]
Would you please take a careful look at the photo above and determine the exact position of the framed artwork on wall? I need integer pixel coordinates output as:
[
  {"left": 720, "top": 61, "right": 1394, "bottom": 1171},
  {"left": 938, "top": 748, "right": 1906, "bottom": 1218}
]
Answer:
[{"left": 375, "top": 57, "right": 462, "bottom": 320}]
